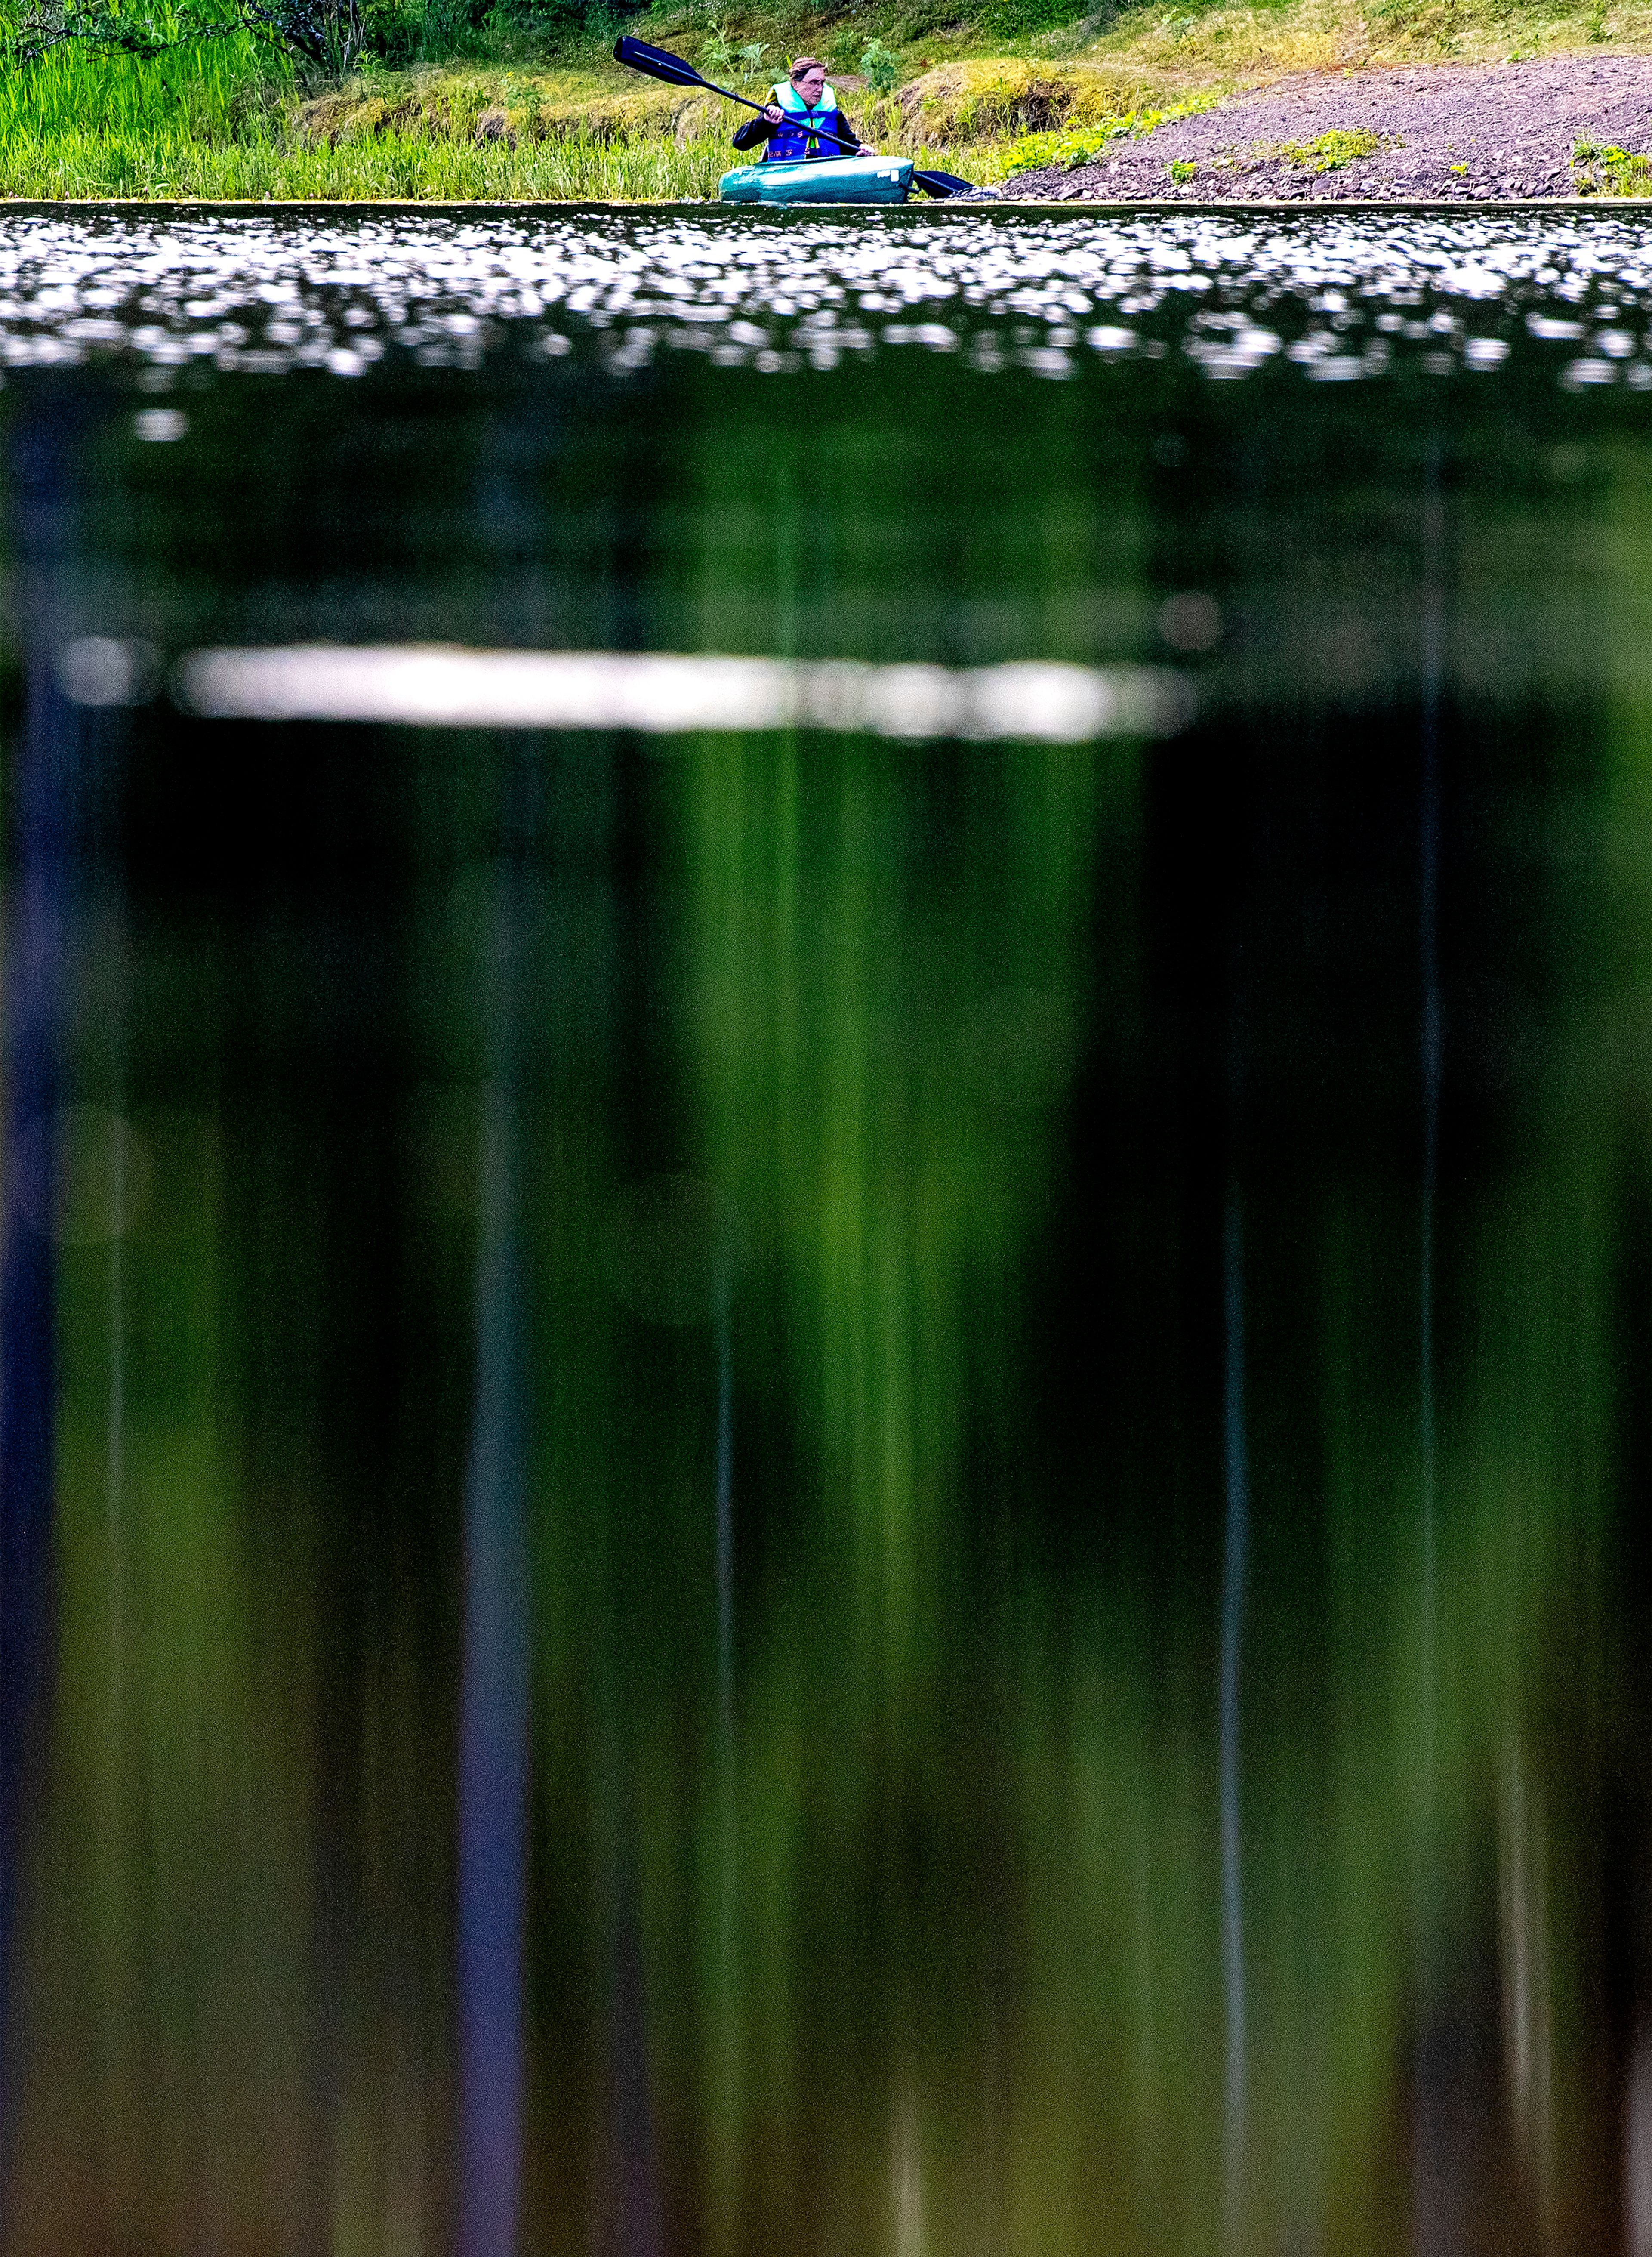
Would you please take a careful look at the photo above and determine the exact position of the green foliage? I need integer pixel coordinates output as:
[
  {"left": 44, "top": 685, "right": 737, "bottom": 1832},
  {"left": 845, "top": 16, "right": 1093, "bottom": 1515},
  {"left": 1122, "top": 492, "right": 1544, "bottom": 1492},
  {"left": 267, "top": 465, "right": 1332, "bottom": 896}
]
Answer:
[
  {"left": 357, "top": 0, "right": 421, "bottom": 61},
  {"left": 1039, "top": 5, "right": 1117, "bottom": 49},
  {"left": 1165, "top": 151, "right": 1193, "bottom": 176},
  {"left": 1276, "top": 123, "right": 1380, "bottom": 167},
  {"left": 880, "top": 0, "right": 972, "bottom": 38},
  {"left": 972, "top": 0, "right": 1094, "bottom": 36},
  {"left": 0, "top": 0, "right": 630, "bottom": 77},
  {"left": 1573, "top": 134, "right": 1652, "bottom": 191},
  {"left": 995, "top": 91, "right": 1214, "bottom": 176},
  {"left": 857, "top": 32, "right": 899, "bottom": 86},
  {"left": 681, "top": 9, "right": 767, "bottom": 80},
  {"left": 5, "top": 0, "right": 367, "bottom": 72}
]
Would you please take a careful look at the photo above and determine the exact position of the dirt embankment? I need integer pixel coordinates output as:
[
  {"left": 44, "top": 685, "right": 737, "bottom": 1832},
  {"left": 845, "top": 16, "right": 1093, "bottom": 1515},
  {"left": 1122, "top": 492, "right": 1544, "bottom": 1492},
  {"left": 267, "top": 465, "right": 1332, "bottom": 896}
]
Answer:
[{"left": 1010, "top": 55, "right": 1652, "bottom": 199}]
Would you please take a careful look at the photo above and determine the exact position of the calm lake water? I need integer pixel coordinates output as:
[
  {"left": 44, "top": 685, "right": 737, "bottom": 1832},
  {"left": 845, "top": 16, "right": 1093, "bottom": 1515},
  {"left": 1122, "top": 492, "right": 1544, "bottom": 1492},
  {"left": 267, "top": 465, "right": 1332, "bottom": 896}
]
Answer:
[{"left": 5, "top": 202, "right": 1652, "bottom": 2257}]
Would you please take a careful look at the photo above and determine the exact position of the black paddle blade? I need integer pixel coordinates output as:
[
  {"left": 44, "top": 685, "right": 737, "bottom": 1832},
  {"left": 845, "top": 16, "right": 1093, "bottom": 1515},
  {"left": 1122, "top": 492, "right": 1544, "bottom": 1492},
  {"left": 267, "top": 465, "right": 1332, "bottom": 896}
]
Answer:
[
  {"left": 613, "top": 34, "right": 706, "bottom": 88},
  {"left": 912, "top": 169, "right": 974, "bottom": 197}
]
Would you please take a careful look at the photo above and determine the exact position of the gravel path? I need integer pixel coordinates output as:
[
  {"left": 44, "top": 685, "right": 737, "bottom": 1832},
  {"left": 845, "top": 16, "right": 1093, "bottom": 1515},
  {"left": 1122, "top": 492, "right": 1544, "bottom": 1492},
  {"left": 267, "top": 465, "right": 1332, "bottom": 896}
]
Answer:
[{"left": 1009, "top": 55, "right": 1652, "bottom": 200}]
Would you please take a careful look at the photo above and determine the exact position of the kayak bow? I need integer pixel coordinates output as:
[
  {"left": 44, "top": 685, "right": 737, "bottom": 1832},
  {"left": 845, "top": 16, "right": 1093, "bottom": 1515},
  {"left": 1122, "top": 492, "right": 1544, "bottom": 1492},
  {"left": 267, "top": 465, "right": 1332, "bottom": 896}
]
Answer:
[{"left": 718, "top": 154, "right": 915, "bottom": 204}]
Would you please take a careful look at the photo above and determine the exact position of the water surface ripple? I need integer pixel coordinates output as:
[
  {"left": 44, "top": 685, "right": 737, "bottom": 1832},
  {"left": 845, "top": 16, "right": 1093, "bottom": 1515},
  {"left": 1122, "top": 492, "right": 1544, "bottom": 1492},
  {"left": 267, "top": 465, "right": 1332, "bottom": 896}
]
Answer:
[{"left": 2, "top": 206, "right": 1651, "bottom": 386}]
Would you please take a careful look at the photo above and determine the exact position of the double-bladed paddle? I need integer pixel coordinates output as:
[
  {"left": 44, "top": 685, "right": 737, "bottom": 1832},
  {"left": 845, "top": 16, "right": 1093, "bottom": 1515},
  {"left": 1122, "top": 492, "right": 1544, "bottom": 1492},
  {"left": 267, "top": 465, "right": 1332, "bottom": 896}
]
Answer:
[{"left": 612, "top": 36, "right": 974, "bottom": 198}]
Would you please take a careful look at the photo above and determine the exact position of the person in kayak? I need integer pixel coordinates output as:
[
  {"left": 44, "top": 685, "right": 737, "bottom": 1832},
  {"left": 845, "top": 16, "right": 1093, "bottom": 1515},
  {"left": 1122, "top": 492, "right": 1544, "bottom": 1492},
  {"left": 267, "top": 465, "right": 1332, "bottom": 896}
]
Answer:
[{"left": 731, "top": 57, "right": 872, "bottom": 161}]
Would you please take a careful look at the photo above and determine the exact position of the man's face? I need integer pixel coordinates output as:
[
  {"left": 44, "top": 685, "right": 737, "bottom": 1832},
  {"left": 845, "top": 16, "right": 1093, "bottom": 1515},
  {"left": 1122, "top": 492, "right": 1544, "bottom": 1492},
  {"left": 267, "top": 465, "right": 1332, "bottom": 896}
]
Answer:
[{"left": 795, "top": 67, "right": 826, "bottom": 103}]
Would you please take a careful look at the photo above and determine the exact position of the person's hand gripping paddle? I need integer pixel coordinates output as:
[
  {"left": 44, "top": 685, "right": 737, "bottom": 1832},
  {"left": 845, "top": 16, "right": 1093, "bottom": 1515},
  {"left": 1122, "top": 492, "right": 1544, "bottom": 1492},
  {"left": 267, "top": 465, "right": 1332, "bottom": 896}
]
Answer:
[{"left": 613, "top": 36, "right": 975, "bottom": 197}]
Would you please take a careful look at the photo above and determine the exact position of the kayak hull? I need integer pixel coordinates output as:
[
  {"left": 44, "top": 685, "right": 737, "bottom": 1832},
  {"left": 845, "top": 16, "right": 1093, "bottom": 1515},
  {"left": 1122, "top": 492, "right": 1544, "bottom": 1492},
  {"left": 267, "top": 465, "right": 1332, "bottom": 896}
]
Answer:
[{"left": 718, "top": 154, "right": 914, "bottom": 204}]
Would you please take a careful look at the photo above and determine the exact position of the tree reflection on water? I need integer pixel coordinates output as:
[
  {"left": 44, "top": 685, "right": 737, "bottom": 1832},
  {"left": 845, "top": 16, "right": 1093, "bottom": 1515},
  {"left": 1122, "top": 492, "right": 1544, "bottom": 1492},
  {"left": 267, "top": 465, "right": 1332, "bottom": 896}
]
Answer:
[{"left": 0, "top": 290, "right": 1650, "bottom": 2257}]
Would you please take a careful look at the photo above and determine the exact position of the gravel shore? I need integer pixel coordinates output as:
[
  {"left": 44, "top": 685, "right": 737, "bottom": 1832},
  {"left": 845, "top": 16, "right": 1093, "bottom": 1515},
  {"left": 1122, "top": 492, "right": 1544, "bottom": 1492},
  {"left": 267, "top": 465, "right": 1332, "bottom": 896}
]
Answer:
[{"left": 1009, "top": 55, "right": 1652, "bottom": 200}]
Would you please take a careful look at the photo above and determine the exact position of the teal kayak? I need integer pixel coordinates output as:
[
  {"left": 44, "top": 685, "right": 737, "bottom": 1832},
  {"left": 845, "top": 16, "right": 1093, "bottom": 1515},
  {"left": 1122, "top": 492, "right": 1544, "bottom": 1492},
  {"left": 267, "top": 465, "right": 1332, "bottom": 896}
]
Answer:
[{"left": 718, "top": 154, "right": 915, "bottom": 205}]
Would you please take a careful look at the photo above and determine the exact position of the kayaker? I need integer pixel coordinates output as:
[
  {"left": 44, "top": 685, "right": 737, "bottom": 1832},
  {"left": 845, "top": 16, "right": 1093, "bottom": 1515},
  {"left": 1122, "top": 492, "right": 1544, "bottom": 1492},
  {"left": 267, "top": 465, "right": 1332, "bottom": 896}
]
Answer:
[{"left": 731, "top": 58, "right": 872, "bottom": 161}]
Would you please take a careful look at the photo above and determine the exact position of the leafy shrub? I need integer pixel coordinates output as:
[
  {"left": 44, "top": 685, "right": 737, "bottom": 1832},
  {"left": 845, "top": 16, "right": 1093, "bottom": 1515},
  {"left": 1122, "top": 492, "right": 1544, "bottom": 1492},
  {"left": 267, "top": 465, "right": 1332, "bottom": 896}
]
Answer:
[
  {"left": 858, "top": 34, "right": 899, "bottom": 89},
  {"left": 1573, "top": 136, "right": 1652, "bottom": 192},
  {"left": 359, "top": 0, "right": 422, "bottom": 62},
  {"left": 1276, "top": 125, "right": 1379, "bottom": 169},
  {"left": 703, "top": 12, "right": 764, "bottom": 74}
]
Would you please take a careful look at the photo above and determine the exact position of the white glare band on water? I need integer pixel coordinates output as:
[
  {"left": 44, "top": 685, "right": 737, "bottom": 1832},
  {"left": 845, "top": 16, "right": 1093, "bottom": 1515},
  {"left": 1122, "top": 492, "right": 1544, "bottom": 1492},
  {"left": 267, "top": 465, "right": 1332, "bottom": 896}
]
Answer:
[{"left": 158, "top": 646, "right": 1190, "bottom": 742}]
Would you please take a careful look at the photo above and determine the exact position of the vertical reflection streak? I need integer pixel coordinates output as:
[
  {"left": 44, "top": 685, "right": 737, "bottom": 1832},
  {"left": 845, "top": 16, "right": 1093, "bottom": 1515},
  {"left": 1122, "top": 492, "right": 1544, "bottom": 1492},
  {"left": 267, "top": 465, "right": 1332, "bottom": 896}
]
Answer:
[
  {"left": 1499, "top": 1739, "right": 1555, "bottom": 2241},
  {"left": 709, "top": 1248, "right": 738, "bottom": 2250},
  {"left": 0, "top": 655, "right": 67, "bottom": 2174},
  {"left": 714, "top": 1286, "right": 736, "bottom": 2164},
  {"left": 457, "top": 905, "right": 530, "bottom": 2257},
  {"left": 1418, "top": 457, "right": 1443, "bottom": 1850},
  {"left": 100, "top": 1014, "right": 130, "bottom": 2164},
  {"left": 715, "top": 1295, "right": 733, "bottom": 1751},
  {"left": 1220, "top": 1194, "right": 1248, "bottom": 2246},
  {"left": 1412, "top": 443, "right": 1446, "bottom": 2257},
  {"left": 104, "top": 1103, "right": 126, "bottom": 1711}
]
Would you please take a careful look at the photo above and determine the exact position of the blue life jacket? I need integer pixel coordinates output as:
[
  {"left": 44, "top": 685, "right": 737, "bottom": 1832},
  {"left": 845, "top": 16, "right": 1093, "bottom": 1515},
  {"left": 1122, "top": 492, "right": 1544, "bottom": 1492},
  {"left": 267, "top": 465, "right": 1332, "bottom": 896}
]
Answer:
[{"left": 763, "top": 80, "right": 846, "bottom": 161}]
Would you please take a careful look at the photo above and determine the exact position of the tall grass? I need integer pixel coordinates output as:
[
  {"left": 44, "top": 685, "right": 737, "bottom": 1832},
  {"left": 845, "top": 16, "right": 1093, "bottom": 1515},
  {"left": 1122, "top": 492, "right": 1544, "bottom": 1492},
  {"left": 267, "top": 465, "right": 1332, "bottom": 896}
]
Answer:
[
  {"left": 0, "top": 115, "right": 743, "bottom": 196},
  {"left": 0, "top": 29, "right": 284, "bottom": 140},
  {"left": 0, "top": 36, "right": 737, "bottom": 197}
]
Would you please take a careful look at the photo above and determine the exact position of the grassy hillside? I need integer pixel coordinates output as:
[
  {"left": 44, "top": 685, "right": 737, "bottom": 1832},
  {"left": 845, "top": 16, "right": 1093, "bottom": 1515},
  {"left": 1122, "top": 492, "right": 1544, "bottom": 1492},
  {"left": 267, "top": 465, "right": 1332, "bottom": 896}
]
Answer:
[{"left": 6, "top": 0, "right": 1652, "bottom": 197}]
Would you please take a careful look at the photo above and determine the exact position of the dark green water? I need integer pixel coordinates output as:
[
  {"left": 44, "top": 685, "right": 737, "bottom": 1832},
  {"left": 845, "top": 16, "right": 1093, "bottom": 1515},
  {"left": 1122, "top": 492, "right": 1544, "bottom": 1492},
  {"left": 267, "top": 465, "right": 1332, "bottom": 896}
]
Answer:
[{"left": 4, "top": 204, "right": 1652, "bottom": 2257}]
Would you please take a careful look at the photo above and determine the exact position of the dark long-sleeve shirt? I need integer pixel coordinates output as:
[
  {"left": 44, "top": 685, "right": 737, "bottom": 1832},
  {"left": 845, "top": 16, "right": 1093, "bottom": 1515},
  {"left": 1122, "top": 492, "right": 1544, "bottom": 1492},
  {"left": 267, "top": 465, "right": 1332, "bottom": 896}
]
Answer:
[{"left": 732, "top": 103, "right": 859, "bottom": 155}]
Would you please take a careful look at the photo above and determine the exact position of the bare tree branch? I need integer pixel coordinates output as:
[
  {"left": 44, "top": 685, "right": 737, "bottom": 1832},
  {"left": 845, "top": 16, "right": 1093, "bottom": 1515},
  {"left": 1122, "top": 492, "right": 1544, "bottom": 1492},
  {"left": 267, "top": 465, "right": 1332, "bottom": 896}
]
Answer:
[{"left": 8, "top": 0, "right": 364, "bottom": 72}]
